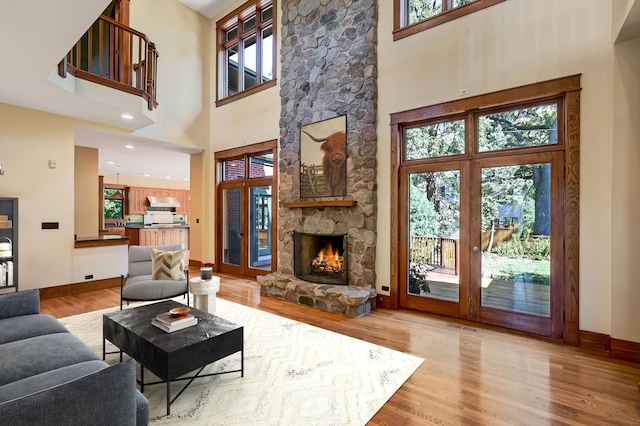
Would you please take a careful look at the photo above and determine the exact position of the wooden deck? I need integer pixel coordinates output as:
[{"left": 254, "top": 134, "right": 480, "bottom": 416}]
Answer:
[{"left": 416, "top": 271, "right": 551, "bottom": 317}]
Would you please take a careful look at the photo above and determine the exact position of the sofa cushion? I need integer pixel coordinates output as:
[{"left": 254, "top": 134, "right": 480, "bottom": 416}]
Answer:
[
  {"left": 0, "top": 359, "right": 145, "bottom": 426},
  {"left": 0, "top": 360, "right": 107, "bottom": 403},
  {"left": 151, "top": 248, "right": 185, "bottom": 280},
  {"left": 122, "top": 275, "right": 188, "bottom": 301},
  {"left": 0, "top": 314, "right": 68, "bottom": 345},
  {"left": 0, "top": 333, "right": 100, "bottom": 386},
  {"left": 0, "top": 289, "right": 39, "bottom": 320}
]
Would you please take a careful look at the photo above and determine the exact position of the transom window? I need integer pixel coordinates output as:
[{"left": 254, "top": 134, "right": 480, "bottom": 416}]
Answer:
[
  {"left": 394, "top": 0, "right": 505, "bottom": 41},
  {"left": 217, "top": 0, "right": 276, "bottom": 105}
]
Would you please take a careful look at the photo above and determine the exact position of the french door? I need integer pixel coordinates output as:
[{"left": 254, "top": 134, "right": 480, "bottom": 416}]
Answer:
[
  {"left": 399, "top": 153, "right": 564, "bottom": 337},
  {"left": 216, "top": 142, "right": 277, "bottom": 278},
  {"left": 393, "top": 84, "right": 581, "bottom": 339}
]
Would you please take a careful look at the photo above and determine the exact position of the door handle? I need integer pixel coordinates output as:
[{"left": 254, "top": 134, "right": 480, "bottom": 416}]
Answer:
[{"left": 472, "top": 246, "right": 479, "bottom": 252}]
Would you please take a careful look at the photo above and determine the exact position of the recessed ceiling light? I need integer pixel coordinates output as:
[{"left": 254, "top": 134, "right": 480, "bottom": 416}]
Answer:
[
  {"left": 144, "top": 174, "right": 150, "bottom": 177},
  {"left": 125, "top": 145, "right": 135, "bottom": 149},
  {"left": 121, "top": 114, "right": 134, "bottom": 120},
  {"left": 107, "top": 161, "right": 115, "bottom": 165},
  {"left": 184, "top": 178, "right": 189, "bottom": 181},
  {"left": 165, "top": 176, "right": 171, "bottom": 179}
]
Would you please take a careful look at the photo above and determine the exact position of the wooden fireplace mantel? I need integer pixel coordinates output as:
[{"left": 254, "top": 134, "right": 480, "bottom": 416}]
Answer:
[{"left": 282, "top": 200, "right": 358, "bottom": 208}]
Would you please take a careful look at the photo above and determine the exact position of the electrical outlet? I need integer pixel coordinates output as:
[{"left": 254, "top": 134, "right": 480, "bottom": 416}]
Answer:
[{"left": 84, "top": 274, "right": 93, "bottom": 280}]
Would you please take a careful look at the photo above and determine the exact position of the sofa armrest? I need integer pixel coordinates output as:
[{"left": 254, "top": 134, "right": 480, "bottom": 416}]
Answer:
[
  {"left": 0, "top": 359, "right": 145, "bottom": 426},
  {"left": 0, "top": 289, "right": 40, "bottom": 320}
]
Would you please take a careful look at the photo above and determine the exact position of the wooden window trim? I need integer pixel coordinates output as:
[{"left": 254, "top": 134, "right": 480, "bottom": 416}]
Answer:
[
  {"left": 216, "top": 0, "right": 277, "bottom": 106},
  {"left": 389, "top": 74, "right": 581, "bottom": 344},
  {"left": 393, "top": 0, "right": 506, "bottom": 41}
]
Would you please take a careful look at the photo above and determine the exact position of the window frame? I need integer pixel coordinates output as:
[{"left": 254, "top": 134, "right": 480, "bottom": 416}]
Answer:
[
  {"left": 216, "top": 0, "right": 277, "bottom": 106},
  {"left": 393, "top": 0, "right": 505, "bottom": 41}
]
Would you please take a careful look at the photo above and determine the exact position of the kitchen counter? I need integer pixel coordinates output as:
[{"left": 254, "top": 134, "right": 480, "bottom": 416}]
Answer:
[{"left": 74, "top": 235, "right": 130, "bottom": 248}]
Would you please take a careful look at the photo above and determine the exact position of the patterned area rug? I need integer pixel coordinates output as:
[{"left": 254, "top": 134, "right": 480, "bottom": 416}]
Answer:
[{"left": 60, "top": 299, "right": 423, "bottom": 425}]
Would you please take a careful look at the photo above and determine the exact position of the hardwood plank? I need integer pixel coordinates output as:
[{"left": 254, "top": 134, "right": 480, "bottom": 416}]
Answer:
[{"left": 39, "top": 273, "right": 640, "bottom": 425}]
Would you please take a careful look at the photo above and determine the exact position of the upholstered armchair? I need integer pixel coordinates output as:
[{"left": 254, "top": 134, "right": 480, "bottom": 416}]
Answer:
[{"left": 120, "top": 244, "right": 189, "bottom": 310}]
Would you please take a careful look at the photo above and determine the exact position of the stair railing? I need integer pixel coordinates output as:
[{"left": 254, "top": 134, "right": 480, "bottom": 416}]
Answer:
[{"left": 58, "top": 15, "right": 158, "bottom": 110}]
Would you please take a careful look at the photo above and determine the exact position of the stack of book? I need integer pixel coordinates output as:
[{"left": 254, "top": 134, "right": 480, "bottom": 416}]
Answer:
[{"left": 152, "top": 311, "right": 198, "bottom": 333}]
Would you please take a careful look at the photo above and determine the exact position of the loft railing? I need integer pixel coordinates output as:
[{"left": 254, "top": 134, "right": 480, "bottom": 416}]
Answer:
[{"left": 58, "top": 15, "right": 158, "bottom": 110}]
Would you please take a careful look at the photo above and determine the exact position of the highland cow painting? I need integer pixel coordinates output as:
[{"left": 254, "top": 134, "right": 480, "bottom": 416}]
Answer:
[{"left": 300, "top": 115, "right": 347, "bottom": 198}]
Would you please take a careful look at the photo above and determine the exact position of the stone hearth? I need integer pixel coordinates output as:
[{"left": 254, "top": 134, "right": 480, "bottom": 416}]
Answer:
[{"left": 257, "top": 273, "right": 377, "bottom": 318}]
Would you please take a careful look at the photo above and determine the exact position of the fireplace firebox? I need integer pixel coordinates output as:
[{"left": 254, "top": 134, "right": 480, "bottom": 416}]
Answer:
[{"left": 293, "top": 232, "right": 348, "bottom": 285}]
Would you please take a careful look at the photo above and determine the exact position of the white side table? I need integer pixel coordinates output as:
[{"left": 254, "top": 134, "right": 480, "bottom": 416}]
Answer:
[{"left": 189, "top": 276, "right": 220, "bottom": 314}]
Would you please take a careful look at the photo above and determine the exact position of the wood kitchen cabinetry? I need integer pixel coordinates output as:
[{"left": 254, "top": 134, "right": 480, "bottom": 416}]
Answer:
[
  {"left": 125, "top": 227, "right": 189, "bottom": 248},
  {"left": 125, "top": 187, "right": 189, "bottom": 216},
  {"left": 125, "top": 187, "right": 148, "bottom": 215}
]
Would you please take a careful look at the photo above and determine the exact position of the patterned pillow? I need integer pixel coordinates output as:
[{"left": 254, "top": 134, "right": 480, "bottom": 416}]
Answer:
[{"left": 150, "top": 248, "right": 186, "bottom": 280}]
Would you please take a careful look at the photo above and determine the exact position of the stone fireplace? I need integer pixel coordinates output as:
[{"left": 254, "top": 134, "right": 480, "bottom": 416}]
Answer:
[
  {"left": 293, "top": 232, "right": 348, "bottom": 285},
  {"left": 257, "top": 0, "right": 378, "bottom": 317}
]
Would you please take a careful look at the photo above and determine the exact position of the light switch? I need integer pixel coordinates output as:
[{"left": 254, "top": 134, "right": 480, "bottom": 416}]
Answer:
[{"left": 48, "top": 159, "right": 56, "bottom": 169}]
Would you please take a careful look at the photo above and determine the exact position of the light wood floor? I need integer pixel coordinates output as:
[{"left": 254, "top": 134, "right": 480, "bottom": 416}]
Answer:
[{"left": 40, "top": 274, "right": 640, "bottom": 425}]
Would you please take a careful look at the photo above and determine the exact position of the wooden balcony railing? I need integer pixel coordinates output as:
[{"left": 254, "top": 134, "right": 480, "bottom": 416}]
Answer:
[{"left": 58, "top": 15, "right": 158, "bottom": 110}]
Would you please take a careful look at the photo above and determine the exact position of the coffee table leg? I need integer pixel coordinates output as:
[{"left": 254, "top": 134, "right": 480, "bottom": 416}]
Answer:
[
  {"left": 166, "top": 381, "right": 171, "bottom": 415},
  {"left": 241, "top": 348, "right": 244, "bottom": 377},
  {"left": 140, "top": 366, "right": 145, "bottom": 393},
  {"left": 102, "top": 338, "right": 105, "bottom": 360}
]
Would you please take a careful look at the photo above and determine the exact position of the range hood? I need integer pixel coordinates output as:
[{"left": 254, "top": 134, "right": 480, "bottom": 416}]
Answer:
[{"left": 147, "top": 196, "right": 180, "bottom": 208}]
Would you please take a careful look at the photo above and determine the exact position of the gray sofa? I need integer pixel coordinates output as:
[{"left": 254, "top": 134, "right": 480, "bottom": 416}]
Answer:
[
  {"left": 121, "top": 244, "right": 189, "bottom": 309},
  {"left": 0, "top": 290, "right": 149, "bottom": 426}
]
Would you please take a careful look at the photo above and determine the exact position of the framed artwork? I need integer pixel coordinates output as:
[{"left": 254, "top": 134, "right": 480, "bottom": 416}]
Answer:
[{"left": 299, "top": 115, "right": 347, "bottom": 198}]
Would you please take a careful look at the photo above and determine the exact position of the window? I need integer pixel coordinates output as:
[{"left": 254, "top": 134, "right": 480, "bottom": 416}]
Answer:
[
  {"left": 104, "top": 188, "right": 124, "bottom": 220},
  {"left": 394, "top": 0, "right": 505, "bottom": 41},
  {"left": 217, "top": 0, "right": 276, "bottom": 105}
]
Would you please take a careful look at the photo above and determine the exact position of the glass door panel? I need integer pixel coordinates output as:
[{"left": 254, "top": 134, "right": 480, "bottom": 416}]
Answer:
[
  {"left": 249, "top": 185, "right": 272, "bottom": 271},
  {"left": 222, "top": 187, "right": 243, "bottom": 267},
  {"left": 479, "top": 163, "right": 551, "bottom": 317},
  {"left": 407, "top": 170, "right": 461, "bottom": 304}
]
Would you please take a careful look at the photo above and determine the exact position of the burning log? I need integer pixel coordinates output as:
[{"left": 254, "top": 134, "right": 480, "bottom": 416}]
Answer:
[{"left": 312, "top": 243, "right": 344, "bottom": 275}]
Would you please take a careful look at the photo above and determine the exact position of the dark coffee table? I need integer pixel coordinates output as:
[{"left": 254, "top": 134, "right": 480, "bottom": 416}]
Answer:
[{"left": 103, "top": 300, "right": 243, "bottom": 415}]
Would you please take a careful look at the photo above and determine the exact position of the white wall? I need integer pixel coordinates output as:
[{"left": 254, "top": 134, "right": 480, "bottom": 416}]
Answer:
[
  {"left": 611, "top": 37, "right": 640, "bottom": 342},
  {"left": 130, "top": 0, "right": 211, "bottom": 150},
  {"left": 201, "top": 4, "right": 282, "bottom": 264},
  {"left": 377, "top": 0, "right": 618, "bottom": 336},
  {"left": 0, "top": 103, "right": 77, "bottom": 289}
]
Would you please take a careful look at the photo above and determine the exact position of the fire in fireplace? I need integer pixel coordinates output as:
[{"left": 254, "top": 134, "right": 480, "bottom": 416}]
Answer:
[{"left": 293, "top": 232, "right": 348, "bottom": 285}]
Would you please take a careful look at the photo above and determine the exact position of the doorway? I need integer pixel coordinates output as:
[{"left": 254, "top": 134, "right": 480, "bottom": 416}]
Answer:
[
  {"left": 216, "top": 141, "right": 277, "bottom": 278},
  {"left": 391, "top": 77, "right": 580, "bottom": 340}
]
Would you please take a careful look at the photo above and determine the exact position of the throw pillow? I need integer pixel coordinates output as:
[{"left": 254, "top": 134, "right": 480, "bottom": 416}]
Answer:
[{"left": 150, "top": 248, "right": 186, "bottom": 281}]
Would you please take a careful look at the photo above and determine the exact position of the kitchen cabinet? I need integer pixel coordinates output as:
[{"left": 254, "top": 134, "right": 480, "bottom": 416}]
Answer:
[
  {"left": 127, "top": 227, "right": 189, "bottom": 248},
  {"left": 125, "top": 187, "right": 148, "bottom": 215},
  {"left": 175, "top": 190, "right": 190, "bottom": 216},
  {"left": 124, "top": 187, "right": 189, "bottom": 216},
  {"left": 0, "top": 198, "right": 18, "bottom": 291}
]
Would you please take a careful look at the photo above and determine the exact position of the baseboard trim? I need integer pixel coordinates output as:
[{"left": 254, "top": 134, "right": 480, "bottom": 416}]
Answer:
[
  {"left": 188, "top": 259, "right": 214, "bottom": 268},
  {"left": 579, "top": 330, "right": 610, "bottom": 354},
  {"left": 611, "top": 338, "right": 640, "bottom": 363},
  {"left": 375, "top": 294, "right": 392, "bottom": 309},
  {"left": 39, "top": 277, "right": 120, "bottom": 300}
]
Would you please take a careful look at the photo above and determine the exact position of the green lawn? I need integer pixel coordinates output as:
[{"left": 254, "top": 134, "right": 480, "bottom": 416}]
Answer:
[{"left": 482, "top": 253, "right": 550, "bottom": 285}]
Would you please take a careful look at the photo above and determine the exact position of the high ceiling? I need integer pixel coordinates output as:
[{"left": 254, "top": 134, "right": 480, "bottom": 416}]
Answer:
[{"left": 0, "top": 0, "right": 227, "bottom": 184}]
